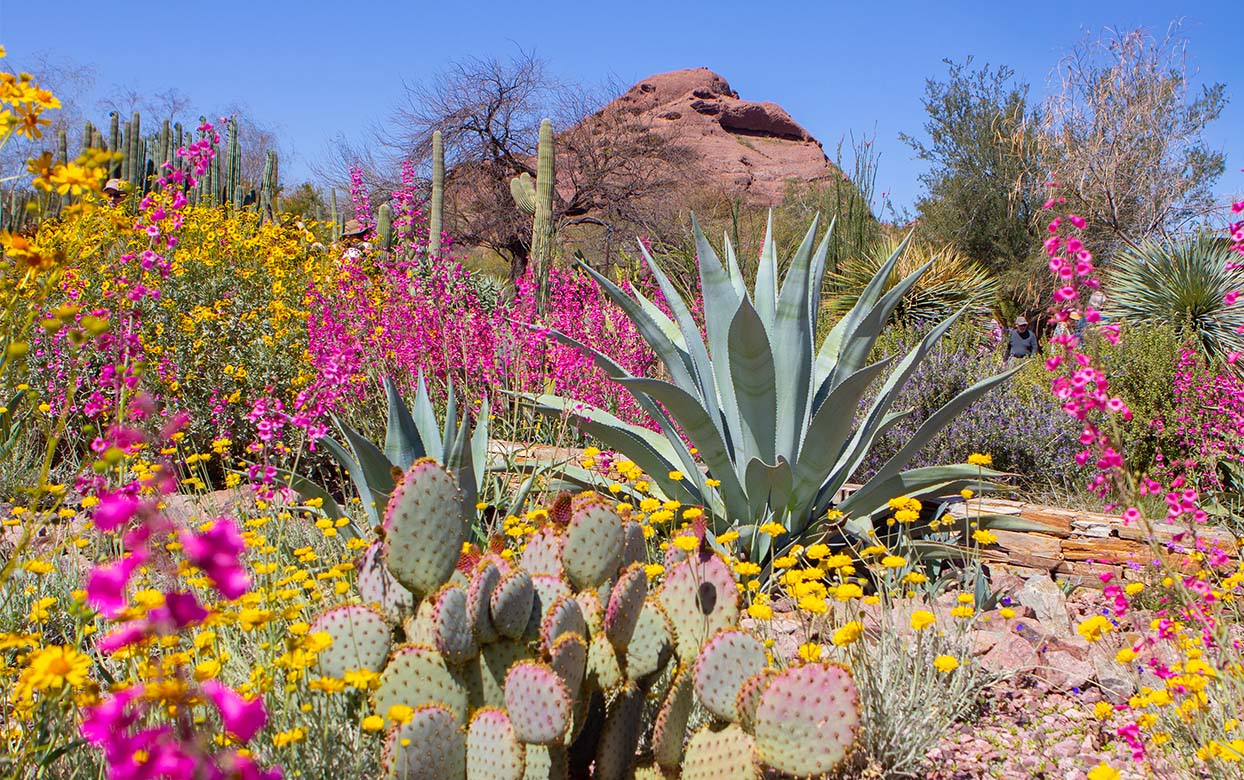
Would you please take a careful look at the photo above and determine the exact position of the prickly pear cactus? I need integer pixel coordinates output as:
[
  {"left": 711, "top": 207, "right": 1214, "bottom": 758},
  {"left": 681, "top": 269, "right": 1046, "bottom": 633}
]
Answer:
[
  {"left": 308, "top": 604, "right": 393, "bottom": 679},
  {"left": 692, "top": 628, "right": 768, "bottom": 722},
  {"left": 504, "top": 661, "right": 573, "bottom": 746},
  {"left": 658, "top": 551, "right": 739, "bottom": 662},
  {"left": 752, "top": 662, "right": 861, "bottom": 776},
  {"left": 381, "top": 703, "right": 466, "bottom": 780},
  {"left": 466, "top": 708, "right": 526, "bottom": 780},
  {"left": 562, "top": 495, "right": 623, "bottom": 590},
  {"left": 374, "top": 644, "right": 469, "bottom": 724},
  {"left": 681, "top": 723, "right": 760, "bottom": 780},
  {"left": 384, "top": 459, "right": 468, "bottom": 598},
  {"left": 491, "top": 569, "right": 535, "bottom": 639}
]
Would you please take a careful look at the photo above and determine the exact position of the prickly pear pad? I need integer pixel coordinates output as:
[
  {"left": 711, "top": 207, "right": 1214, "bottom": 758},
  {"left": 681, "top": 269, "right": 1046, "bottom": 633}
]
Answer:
[
  {"left": 735, "top": 670, "right": 772, "bottom": 735},
  {"left": 520, "top": 527, "right": 564, "bottom": 577},
  {"left": 503, "top": 661, "right": 572, "bottom": 745},
  {"left": 681, "top": 723, "right": 760, "bottom": 780},
  {"left": 604, "top": 563, "right": 647, "bottom": 651},
  {"left": 374, "top": 644, "right": 469, "bottom": 725},
  {"left": 594, "top": 681, "right": 644, "bottom": 780},
  {"left": 624, "top": 601, "right": 674, "bottom": 682},
  {"left": 467, "top": 559, "right": 501, "bottom": 644},
  {"left": 432, "top": 584, "right": 478, "bottom": 665},
  {"left": 753, "top": 662, "right": 860, "bottom": 777},
  {"left": 380, "top": 703, "right": 466, "bottom": 780},
  {"left": 308, "top": 604, "right": 393, "bottom": 680},
  {"left": 383, "top": 458, "right": 468, "bottom": 598},
  {"left": 692, "top": 628, "right": 768, "bottom": 722},
  {"left": 357, "top": 541, "right": 415, "bottom": 616},
  {"left": 539, "top": 594, "right": 587, "bottom": 656},
  {"left": 549, "top": 632, "right": 588, "bottom": 698},
  {"left": 652, "top": 666, "right": 695, "bottom": 769},
  {"left": 490, "top": 569, "right": 535, "bottom": 639},
  {"left": 562, "top": 496, "right": 624, "bottom": 590},
  {"left": 466, "top": 708, "right": 525, "bottom": 780},
  {"left": 657, "top": 552, "right": 739, "bottom": 661}
]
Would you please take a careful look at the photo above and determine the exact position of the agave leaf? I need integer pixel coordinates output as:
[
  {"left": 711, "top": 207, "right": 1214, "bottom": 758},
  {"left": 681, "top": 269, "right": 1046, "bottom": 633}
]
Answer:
[
  {"left": 744, "top": 456, "right": 793, "bottom": 521},
  {"left": 271, "top": 467, "right": 358, "bottom": 539},
  {"left": 721, "top": 231, "right": 748, "bottom": 298},
  {"left": 806, "top": 216, "right": 836, "bottom": 324},
  {"left": 838, "top": 465, "right": 1007, "bottom": 533},
  {"left": 753, "top": 212, "right": 778, "bottom": 328},
  {"left": 574, "top": 258, "right": 700, "bottom": 395},
  {"left": 789, "top": 357, "right": 895, "bottom": 511},
  {"left": 813, "top": 409, "right": 914, "bottom": 523},
  {"left": 383, "top": 377, "right": 425, "bottom": 469},
  {"left": 728, "top": 297, "right": 778, "bottom": 464},
  {"left": 829, "top": 258, "right": 936, "bottom": 388},
  {"left": 815, "top": 232, "right": 912, "bottom": 384},
  {"left": 771, "top": 216, "right": 820, "bottom": 460},
  {"left": 693, "top": 218, "right": 744, "bottom": 451},
  {"left": 442, "top": 381, "right": 458, "bottom": 456},
  {"left": 614, "top": 376, "right": 749, "bottom": 517},
  {"left": 471, "top": 396, "right": 490, "bottom": 496},
  {"left": 320, "top": 435, "right": 383, "bottom": 527},
  {"left": 411, "top": 371, "right": 442, "bottom": 457},
  {"left": 444, "top": 413, "right": 477, "bottom": 521},
  {"left": 631, "top": 285, "right": 688, "bottom": 352}
]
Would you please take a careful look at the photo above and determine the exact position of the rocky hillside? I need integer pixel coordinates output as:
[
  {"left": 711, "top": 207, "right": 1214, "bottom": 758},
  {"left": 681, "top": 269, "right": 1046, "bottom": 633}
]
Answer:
[{"left": 598, "top": 67, "right": 840, "bottom": 204}]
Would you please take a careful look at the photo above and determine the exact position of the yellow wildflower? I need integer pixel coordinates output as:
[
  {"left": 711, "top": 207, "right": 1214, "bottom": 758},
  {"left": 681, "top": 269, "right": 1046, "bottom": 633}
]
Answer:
[
  {"left": 933, "top": 655, "right": 959, "bottom": 673},
  {"left": 909, "top": 610, "right": 935, "bottom": 631},
  {"left": 831, "top": 621, "right": 863, "bottom": 647}
]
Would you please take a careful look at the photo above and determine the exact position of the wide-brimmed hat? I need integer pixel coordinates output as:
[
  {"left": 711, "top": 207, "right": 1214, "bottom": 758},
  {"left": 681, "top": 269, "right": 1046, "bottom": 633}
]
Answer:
[
  {"left": 1069, "top": 311, "right": 1082, "bottom": 320},
  {"left": 1015, "top": 316, "right": 1029, "bottom": 327},
  {"left": 103, "top": 179, "right": 126, "bottom": 195},
  {"left": 340, "top": 219, "right": 370, "bottom": 238}
]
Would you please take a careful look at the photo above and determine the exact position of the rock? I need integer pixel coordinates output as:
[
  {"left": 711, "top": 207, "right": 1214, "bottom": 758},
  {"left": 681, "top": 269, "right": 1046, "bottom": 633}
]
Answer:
[
  {"left": 979, "top": 629, "right": 1040, "bottom": 676},
  {"left": 1090, "top": 646, "right": 1135, "bottom": 701},
  {"left": 1015, "top": 575, "right": 1072, "bottom": 636},
  {"left": 1037, "top": 649, "right": 1093, "bottom": 690}
]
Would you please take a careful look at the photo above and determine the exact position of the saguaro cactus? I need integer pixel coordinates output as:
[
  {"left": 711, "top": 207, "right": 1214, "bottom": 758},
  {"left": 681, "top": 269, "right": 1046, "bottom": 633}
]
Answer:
[
  {"left": 428, "top": 130, "right": 445, "bottom": 259},
  {"left": 531, "top": 118, "right": 556, "bottom": 312}
]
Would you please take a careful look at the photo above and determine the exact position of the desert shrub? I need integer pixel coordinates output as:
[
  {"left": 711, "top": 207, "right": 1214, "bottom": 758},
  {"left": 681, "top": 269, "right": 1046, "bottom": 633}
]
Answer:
[{"left": 856, "top": 322, "right": 1084, "bottom": 494}]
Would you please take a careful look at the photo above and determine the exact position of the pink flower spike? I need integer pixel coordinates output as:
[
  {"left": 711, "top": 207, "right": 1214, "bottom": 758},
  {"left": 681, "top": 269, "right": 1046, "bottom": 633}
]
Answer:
[
  {"left": 203, "top": 681, "right": 266, "bottom": 742},
  {"left": 1226, "top": 291, "right": 1240, "bottom": 306},
  {"left": 86, "top": 550, "right": 147, "bottom": 617},
  {"left": 1069, "top": 214, "right": 1086, "bottom": 229},
  {"left": 182, "top": 518, "right": 250, "bottom": 600},
  {"left": 93, "top": 490, "right": 140, "bottom": 532}
]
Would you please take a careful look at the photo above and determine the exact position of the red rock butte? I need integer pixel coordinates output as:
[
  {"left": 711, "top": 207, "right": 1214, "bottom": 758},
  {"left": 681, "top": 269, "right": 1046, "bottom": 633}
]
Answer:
[{"left": 601, "top": 67, "right": 841, "bottom": 204}]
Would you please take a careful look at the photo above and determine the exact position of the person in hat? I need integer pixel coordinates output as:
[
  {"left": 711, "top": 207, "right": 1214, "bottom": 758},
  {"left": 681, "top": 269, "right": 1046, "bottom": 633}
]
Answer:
[
  {"left": 103, "top": 178, "right": 127, "bottom": 207},
  {"left": 337, "top": 219, "right": 372, "bottom": 261},
  {"left": 1053, "top": 311, "right": 1082, "bottom": 341},
  {"left": 1004, "top": 315, "right": 1037, "bottom": 362}
]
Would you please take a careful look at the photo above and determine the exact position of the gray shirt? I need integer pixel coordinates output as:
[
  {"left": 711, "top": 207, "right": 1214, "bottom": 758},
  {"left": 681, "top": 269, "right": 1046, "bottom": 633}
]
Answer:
[{"left": 1008, "top": 327, "right": 1037, "bottom": 358}]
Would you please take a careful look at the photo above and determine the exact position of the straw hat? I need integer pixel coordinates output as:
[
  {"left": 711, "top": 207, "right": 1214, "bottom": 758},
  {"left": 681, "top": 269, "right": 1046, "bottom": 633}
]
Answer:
[
  {"left": 340, "top": 219, "right": 369, "bottom": 238},
  {"left": 103, "top": 179, "right": 126, "bottom": 195}
]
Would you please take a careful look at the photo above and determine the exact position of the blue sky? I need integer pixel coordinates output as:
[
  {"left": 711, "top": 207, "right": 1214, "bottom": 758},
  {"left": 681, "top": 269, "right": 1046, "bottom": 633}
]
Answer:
[{"left": 3, "top": 0, "right": 1240, "bottom": 213}]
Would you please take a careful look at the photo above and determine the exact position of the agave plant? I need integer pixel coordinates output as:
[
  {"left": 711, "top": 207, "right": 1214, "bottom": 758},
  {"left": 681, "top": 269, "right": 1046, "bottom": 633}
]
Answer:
[
  {"left": 280, "top": 374, "right": 489, "bottom": 539},
  {"left": 828, "top": 237, "right": 999, "bottom": 327},
  {"left": 535, "top": 216, "right": 1019, "bottom": 562},
  {"left": 1105, "top": 236, "right": 1244, "bottom": 366}
]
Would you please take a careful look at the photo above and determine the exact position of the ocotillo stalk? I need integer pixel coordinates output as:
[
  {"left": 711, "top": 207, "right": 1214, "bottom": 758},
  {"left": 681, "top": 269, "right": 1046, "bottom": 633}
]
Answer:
[
  {"left": 531, "top": 118, "right": 555, "bottom": 313},
  {"left": 428, "top": 130, "right": 445, "bottom": 259}
]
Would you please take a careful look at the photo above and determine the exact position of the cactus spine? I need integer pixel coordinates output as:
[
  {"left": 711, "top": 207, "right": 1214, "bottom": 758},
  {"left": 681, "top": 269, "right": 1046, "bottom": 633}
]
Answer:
[
  {"left": 428, "top": 130, "right": 444, "bottom": 259},
  {"left": 531, "top": 118, "right": 555, "bottom": 312}
]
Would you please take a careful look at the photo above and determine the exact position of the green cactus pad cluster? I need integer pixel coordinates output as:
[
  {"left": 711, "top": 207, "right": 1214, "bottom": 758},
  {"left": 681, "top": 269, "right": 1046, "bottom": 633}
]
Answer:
[
  {"left": 692, "top": 629, "right": 768, "bottom": 722},
  {"left": 466, "top": 708, "right": 526, "bottom": 780},
  {"left": 309, "top": 604, "right": 393, "bottom": 679},
  {"left": 305, "top": 464, "right": 861, "bottom": 778},
  {"left": 384, "top": 458, "right": 468, "bottom": 598},
  {"left": 504, "top": 661, "right": 572, "bottom": 745},
  {"left": 753, "top": 662, "right": 861, "bottom": 776},
  {"left": 381, "top": 703, "right": 466, "bottom": 780}
]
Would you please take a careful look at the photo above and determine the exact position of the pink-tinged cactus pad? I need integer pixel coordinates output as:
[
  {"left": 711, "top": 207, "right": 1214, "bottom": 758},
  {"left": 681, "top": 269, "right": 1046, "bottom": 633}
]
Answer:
[
  {"left": 587, "top": 631, "right": 624, "bottom": 691},
  {"left": 624, "top": 601, "right": 674, "bottom": 682},
  {"left": 604, "top": 563, "right": 647, "bottom": 651},
  {"left": 357, "top": 541, "right": 415, "bottom": 615},
  {"left": 539, "top": 594, "right": 587, "bottom": 656},
  {"left": 735, "top": 670, "right": 773, "bottom": 735},
  {"left": 380, "top": 703, "right": 465, "bottom": 780},
  {"left": 478, "top": 639, "right": 532, "bottom": 709},
  {"left": 432, "top": 584, "right": 478, "bottom": 665},
  {"left": 620, "top": 521, "right": 647, "bottom": 570},
  {"left": 520, "top": 744, "right": 567, "bottom": 780},
  {"left": 490, "top": 569, "right": 535, "bottom": 639},
  {"left": 374, "top": 644, "right": 469, "bottom": 725},
  {"left": 503, "top": 661, "right": 572, "bottom": 746},
  {"left": 549, "top": 633, "right": 588, "bottom": 699},
  {"left": 651, "top": 666, "right": 694, "bottom": 769},
  {"left": 681, "top": 723, "right": 760, "bottom": 780},
  {"left": 308, "top": 604, "right": 392, "bottom": 680},
  {"left": 692, "top": 628, "right": 768, "bottom": 722},
  {"left": 467, "top": 708, "right": 525, "bottom": 780},
  {"left": 467, "top": 559, "right": 502, "bottom": 644},
  {"left": 575, "top": 589, "right": 605, "bottom": 635},
  {"left": 753, "top": 662, "right": 860, "bottom": 776},
  {"left": 520, "top": 527, "right": 564, "bottom": 577},
  {"left": 563, "top": 496, "right": 624, "bottom": 590},
  {"left": 657, "top": 552, "right": 739, "bottom": 661}
]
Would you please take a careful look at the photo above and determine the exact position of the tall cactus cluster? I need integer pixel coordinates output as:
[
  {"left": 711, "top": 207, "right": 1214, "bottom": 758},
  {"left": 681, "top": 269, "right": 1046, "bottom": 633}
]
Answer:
[
  {"left": 1, "top": 111, "right": 280, "bottom": 232},
  {"left": 310, "top": 457, "right": 861, "bottom": 779}
]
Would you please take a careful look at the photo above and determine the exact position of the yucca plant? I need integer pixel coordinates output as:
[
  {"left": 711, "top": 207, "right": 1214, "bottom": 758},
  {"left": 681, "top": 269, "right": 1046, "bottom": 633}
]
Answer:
[
  {"left": 1106, "top": 236, "right": 1244, "bottom": 366},
  {"left": 828, "top": 237, "right": 998, "bottom": 327},
  {"left": 534, "top": 216, "right": 1020, "bottom": 562}
]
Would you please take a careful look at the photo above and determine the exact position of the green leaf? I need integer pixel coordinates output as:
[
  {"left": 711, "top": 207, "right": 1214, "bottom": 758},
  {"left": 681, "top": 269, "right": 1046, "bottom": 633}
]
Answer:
[
  {"left": 772, "top": 216, "right": 820, "bottom": 461},
  {"left": 383, "top": 376, "right": 424, "bottom": 470},
  {"left": 320, "top": 435, "right": 382, "bottom": 527},
  {"left": 753, "top": 211, "right": 778, "bottom": 329},
  {"left": 744, "top": 456, "right": 793, "bottom": 521},
  {"left": 728, "top": 297, "right": 778, "bottom": 464},
  {"left": 411, "top": 370, "right": 442, "bottom": 457},
  {"left": 271, "top": 467, "right": 359, "bottom": 539}
]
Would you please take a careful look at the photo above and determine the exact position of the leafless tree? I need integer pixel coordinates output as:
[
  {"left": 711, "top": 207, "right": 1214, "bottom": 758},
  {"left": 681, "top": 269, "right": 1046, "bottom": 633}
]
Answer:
[
  {"left": 337, "top": 49, "right": 698, "bottom": 278},
  {"left": 1041, "top": 23, "right": 1227, "bottom": 253}
]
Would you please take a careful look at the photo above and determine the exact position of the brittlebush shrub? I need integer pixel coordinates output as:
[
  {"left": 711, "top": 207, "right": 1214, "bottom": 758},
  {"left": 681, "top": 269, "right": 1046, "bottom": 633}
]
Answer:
[{"left": 32, "top": 207, "right": 333, "bottom": 460}]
